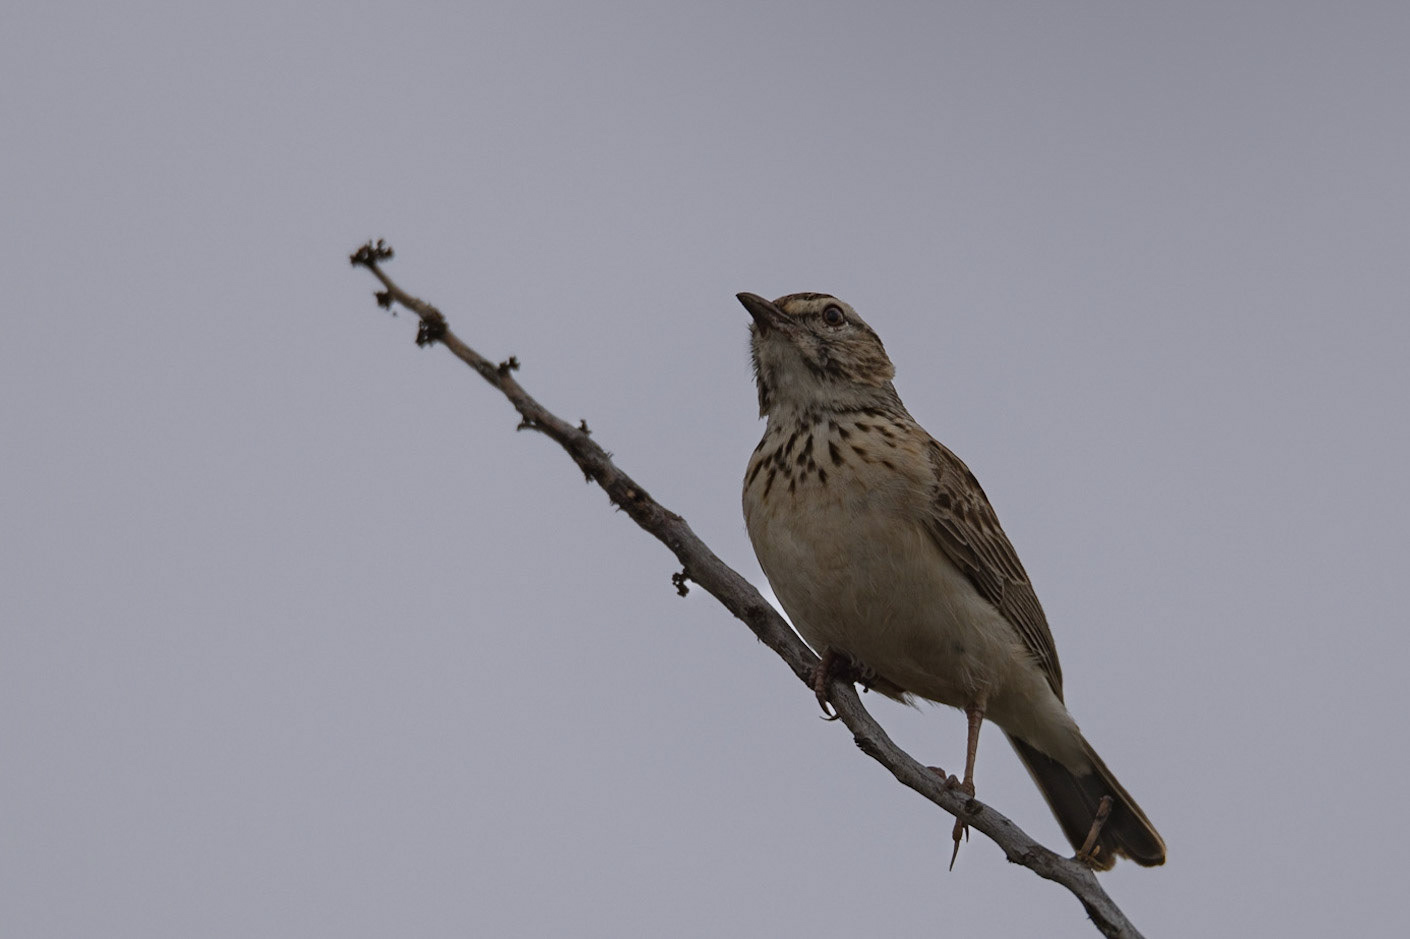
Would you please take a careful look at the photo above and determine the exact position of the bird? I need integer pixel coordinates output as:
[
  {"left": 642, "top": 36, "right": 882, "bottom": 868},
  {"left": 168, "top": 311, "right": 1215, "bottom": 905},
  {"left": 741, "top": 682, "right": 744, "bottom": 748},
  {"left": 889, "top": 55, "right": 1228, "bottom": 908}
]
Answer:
[{"left": 737, "top": 290, "right": 1165, "bottom": 870}]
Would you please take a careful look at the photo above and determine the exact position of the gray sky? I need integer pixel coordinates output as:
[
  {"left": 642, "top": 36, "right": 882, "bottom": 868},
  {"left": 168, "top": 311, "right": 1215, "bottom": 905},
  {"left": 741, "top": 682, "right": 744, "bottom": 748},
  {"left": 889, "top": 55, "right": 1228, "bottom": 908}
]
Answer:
[{"left": 4, "top": 2, "right": 1407, "bottom": 936}]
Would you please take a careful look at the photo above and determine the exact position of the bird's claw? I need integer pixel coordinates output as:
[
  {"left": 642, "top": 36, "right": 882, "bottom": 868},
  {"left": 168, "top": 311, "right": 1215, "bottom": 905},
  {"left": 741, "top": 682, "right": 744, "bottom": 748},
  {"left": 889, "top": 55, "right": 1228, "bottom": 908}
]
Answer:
[
  {"left": 811, "top": 648, "right": 847, "bottom": 720},
  {"left": 949, "top": 818, "right": 970, "bottom": 870},
  {"left": 940, "top": 773, "right": 975, "bottom": 870}
]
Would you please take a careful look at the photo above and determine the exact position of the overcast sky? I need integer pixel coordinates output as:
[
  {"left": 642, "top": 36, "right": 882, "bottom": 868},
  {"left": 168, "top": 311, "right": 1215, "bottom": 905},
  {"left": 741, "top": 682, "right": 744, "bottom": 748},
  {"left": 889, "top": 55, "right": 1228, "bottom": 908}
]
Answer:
[{"left": 4, "top": 3, "right": 1408, "bottom": 936}]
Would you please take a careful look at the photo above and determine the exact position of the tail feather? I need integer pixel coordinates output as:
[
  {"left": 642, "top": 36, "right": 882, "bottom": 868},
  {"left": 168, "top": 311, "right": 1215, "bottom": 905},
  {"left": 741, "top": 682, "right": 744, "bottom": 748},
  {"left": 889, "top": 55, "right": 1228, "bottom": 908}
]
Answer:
[{"left": 1006, "top": 733, "right": 1165, "bottom": 870}]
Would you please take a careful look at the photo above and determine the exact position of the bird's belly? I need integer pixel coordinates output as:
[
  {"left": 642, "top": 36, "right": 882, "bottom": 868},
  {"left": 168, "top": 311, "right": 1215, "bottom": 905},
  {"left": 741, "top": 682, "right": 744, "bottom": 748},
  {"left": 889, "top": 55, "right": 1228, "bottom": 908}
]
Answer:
[{"left": 747, "top": 491, "right": 1032, "bottom": 709}]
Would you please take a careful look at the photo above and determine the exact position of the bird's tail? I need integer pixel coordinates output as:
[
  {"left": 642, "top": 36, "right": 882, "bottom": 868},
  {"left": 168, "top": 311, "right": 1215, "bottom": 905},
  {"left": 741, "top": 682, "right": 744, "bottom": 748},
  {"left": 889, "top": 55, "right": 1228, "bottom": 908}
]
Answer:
[{"left": 1006, "top": 732, "right": 1166, "bottom": 870}]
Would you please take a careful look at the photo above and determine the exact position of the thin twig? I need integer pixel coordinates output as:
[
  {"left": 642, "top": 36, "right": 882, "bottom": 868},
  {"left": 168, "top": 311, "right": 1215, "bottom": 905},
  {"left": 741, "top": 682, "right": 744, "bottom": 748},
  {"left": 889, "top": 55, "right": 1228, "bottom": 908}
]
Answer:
[{"left": 349, "top": 240, "right": 1146, "bottom": 939}]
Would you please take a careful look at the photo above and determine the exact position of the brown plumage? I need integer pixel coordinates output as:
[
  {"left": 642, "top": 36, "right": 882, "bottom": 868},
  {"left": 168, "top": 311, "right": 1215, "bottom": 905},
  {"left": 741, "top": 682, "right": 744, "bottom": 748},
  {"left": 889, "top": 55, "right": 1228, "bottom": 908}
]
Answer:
[{"left": 739, "top": 291, "right": 1164, "bottom": 869}]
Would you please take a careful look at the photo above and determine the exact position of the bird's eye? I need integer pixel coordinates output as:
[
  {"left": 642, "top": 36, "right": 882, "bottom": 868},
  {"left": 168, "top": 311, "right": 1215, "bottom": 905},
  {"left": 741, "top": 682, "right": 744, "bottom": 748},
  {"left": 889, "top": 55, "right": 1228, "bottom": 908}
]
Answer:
[{"left": 822, "top": 305, "right": 845, "bottom": 327}]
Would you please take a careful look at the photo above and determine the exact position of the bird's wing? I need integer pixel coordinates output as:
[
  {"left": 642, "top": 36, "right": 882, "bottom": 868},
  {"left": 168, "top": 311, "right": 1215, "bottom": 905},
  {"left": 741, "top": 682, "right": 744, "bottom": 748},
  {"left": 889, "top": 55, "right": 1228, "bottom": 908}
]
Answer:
[{"left": 923, "top": 439, "right": 1064, "bottom": 698}]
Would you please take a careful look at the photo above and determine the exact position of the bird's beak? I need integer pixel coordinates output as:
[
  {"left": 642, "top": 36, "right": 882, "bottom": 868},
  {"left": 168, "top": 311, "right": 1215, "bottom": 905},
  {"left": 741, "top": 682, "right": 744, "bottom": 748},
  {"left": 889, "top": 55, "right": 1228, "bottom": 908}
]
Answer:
[{"left": 737, "top": 292, "right": 788, "bottom": 333}]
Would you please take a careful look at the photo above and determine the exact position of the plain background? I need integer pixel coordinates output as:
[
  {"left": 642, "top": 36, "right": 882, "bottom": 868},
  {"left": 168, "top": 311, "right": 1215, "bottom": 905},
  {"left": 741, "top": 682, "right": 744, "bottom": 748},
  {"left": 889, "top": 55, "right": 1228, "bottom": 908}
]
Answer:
[{"left": 4, "top": 3, "right": 1408, "bottom": 936}]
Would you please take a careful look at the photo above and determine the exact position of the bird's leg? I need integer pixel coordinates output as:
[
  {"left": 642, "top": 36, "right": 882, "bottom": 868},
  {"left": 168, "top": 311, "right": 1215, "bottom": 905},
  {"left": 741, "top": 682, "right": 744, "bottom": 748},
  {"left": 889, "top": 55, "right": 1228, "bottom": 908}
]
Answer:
[
  {"left": 958, "top": 702, "right": 985, "bottom": 795},
  {"left": 1076, "top": 795, "right": 1113, "bottom": 868},
  {"left": 949, "top": 701, "right": 986, "bottom": 868}
]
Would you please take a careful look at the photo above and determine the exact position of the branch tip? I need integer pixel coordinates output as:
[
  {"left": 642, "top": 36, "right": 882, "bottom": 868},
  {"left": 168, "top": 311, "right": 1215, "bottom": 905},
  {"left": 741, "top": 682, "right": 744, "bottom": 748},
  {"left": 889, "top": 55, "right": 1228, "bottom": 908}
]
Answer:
[{"left": 349, "top": 239, "right": 394, "bottom": 267}]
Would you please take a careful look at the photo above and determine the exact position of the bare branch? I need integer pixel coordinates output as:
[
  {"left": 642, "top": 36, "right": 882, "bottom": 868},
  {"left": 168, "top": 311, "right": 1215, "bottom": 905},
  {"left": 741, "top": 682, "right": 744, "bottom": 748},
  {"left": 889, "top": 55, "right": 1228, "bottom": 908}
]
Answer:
[{"left": 349, "top": 240, "right": 1147, "bottom": 939}]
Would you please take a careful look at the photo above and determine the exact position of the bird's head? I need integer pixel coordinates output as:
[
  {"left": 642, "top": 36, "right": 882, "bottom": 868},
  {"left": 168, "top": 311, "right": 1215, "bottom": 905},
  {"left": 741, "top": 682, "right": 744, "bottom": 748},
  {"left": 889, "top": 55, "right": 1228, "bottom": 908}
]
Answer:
[{"left": 738, "top": 292, "right": 899, "bottom": 419}]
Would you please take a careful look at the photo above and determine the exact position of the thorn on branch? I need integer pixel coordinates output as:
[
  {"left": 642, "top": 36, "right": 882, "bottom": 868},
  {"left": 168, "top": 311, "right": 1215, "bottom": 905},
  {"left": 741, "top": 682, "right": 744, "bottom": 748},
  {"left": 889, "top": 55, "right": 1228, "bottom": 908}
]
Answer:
[
  {"left": 671, "top": 569, "right": 691, "bottom": 596},
  {"left": 516, "top": 417, "right": 539, "bottom": 432},
  {"left": 415, "top": 311, "right": 447, "bottom": 347},
  {"left": 578, "top": 419, "right": 591, "bottom": 435},
  {"left": 497, "top": 356, "right": 520, "bottom": 376},
  {"left": 349, "top": 239, "right": 394, "bottom": 267}
]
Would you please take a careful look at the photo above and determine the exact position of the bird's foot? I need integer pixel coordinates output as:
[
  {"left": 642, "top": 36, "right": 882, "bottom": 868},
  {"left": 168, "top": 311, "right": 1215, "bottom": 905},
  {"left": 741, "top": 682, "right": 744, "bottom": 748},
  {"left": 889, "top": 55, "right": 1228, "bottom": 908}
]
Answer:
[
  {"left": 946, "top": 774, "right": 976, "bottom": 870},
  {"left": 949, "top": 820, "right": 970, "bottom": 870},
  {"left": 810, "top": 648, "right": 857, "bottom": 721},
  {"left": 1075, "top": 795, "right": 1113, "bottom": 869},
  {"left": 926, "top": 767, "right": 975, "bottom": 869}
]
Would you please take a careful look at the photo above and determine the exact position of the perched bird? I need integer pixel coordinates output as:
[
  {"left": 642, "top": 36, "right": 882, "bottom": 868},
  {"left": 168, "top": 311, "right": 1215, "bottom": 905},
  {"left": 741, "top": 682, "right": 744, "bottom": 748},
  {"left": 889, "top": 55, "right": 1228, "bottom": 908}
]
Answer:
[{"left": 738, "top": 291, "right": 1165, "bottom": 870}]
